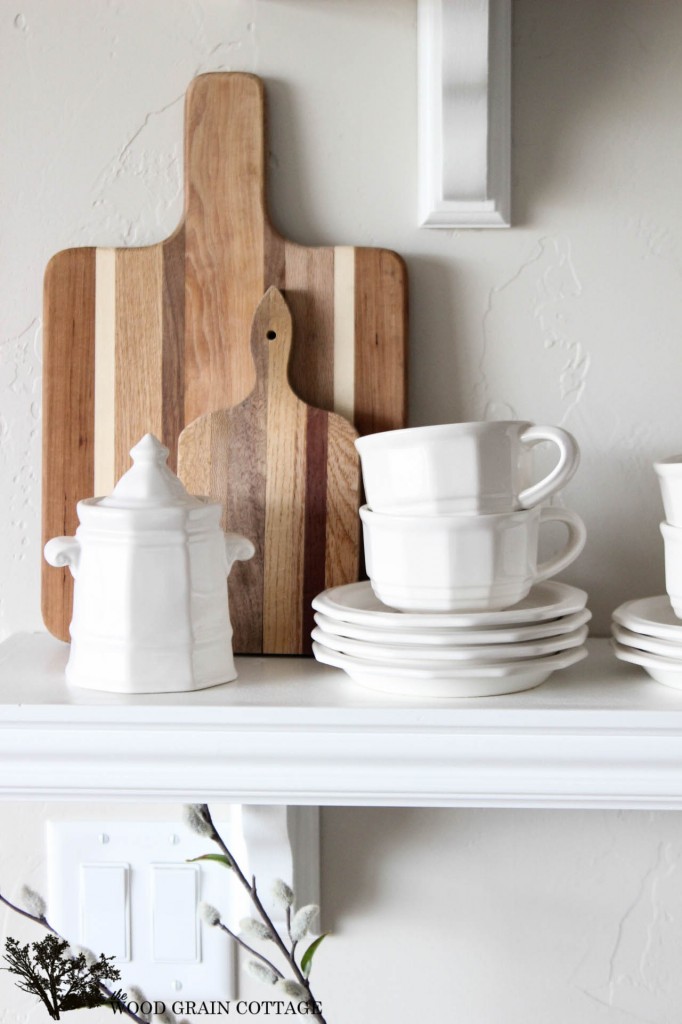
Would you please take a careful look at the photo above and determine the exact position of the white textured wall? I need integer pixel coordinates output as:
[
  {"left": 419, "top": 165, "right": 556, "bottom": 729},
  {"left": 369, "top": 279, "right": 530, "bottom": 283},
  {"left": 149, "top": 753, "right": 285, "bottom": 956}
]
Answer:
[{"left": 2, "top": 1, "right": 682, "bottom": 1021}]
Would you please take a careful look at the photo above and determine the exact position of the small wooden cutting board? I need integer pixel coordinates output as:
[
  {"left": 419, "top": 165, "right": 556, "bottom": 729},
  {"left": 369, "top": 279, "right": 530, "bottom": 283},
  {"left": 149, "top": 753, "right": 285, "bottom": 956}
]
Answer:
[
  {"left": 178, "top": 287, "right": 360, "bottom": 655},
  {"left": 42, "top": 72, "right": 407, "bottom": 643}
]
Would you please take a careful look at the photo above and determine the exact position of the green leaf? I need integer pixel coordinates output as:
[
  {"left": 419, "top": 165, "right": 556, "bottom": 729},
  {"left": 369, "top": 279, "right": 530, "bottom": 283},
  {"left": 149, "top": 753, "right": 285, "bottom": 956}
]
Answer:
[
  {"left": 300, "top": 933, "right": 329, "bottom": 978},
  {"left": 186, "top": 853, "right": 232, "bottom": 868}
]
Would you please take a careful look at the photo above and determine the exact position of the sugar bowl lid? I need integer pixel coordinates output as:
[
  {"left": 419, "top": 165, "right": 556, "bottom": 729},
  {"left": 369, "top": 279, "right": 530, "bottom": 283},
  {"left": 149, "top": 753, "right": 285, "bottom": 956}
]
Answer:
[{"left": 97, "top": 433, "right": 205, "bottom": 510}]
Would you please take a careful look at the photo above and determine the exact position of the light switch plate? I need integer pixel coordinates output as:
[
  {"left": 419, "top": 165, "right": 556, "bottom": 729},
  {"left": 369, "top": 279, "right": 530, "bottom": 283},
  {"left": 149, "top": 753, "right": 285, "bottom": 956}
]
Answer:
[{"left": 46, "top": 820, "right": 240, "bottom": 1003}]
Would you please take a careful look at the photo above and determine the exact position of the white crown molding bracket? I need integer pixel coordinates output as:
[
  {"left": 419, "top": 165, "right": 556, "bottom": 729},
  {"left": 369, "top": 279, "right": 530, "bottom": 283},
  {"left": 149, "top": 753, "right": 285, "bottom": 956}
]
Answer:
[{"left": 418, "top": 0, "right": 512, "bottom": 228}]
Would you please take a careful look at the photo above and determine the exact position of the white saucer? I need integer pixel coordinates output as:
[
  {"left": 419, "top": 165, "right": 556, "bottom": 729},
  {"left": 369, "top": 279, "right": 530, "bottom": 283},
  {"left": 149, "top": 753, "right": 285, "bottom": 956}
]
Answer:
[
  {"left": 311, "top": 624, "right": 588, "bottom": 664},
  {"left": 312, "top": 641, "right": 587, "bottom": 698},
  {"left": 312, "top": 581, "right": 588, "bottom": 630},
  {"left": 314, "top": 608, "right": 591, "bottom": 646},
  {"left": 612, "top": 595, "right": 682, "bottom": 642},
  {"left": 611, "top": 639, "right": 682, "bottom": 691},
  {"left": 612, "top": 623, "right": 682, "bottom": 660}
]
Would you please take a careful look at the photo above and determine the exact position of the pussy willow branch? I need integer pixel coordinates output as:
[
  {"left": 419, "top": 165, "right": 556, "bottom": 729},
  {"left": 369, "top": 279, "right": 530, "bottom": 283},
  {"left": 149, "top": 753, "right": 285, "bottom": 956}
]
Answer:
[
  {"left": 216, "top": 920, "right": 283, "bottom": 980},
  {"left": 200, "top": 806, "right": 327, "bottom": 1024},
  {"left": 0, "top": 892, "right": 147, "bottom": 1024}
]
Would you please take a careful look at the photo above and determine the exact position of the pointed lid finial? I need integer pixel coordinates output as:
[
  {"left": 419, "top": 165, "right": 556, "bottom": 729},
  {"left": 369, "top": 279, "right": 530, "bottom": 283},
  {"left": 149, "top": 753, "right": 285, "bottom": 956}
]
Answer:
[{"left": 98, "top": 434, "right": 203, "bottom": 509}]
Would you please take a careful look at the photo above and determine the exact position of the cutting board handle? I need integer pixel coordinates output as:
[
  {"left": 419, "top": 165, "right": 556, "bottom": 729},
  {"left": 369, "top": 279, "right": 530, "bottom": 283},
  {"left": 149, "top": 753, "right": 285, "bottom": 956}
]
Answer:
[
  {"left": 183, "top": 73, "right": 269, "bottom": 417},
  {"left": 250, "top": 287, "right": 297, "bottom": 406},
  {"left": 184, "top": 72, "right": 266, "bottom": 232}
]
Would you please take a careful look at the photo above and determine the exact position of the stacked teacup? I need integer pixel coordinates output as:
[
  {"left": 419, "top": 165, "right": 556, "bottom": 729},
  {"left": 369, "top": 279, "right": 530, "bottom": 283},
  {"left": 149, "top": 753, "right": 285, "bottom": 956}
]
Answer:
[
  {"left": 312, "top": 421, "right": 590, "bottom": 697},
  {"left": 356, "top": 421, "right": 584, "bottom": 614},
  {"left": 657, "top": 457, "right": 682, "bottom": 617},
  {"left": 612, "top": 457, "right": 682, "bottom": 689}
]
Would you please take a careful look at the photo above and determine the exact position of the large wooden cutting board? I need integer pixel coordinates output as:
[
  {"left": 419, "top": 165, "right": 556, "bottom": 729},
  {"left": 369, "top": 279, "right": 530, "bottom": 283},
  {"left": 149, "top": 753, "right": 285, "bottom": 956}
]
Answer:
[
  {"left": 178, "top": 287, "right": 360, "bottom": 656},
  {"left": 42, "top": 72, "right": 407, "bottom": 642}
]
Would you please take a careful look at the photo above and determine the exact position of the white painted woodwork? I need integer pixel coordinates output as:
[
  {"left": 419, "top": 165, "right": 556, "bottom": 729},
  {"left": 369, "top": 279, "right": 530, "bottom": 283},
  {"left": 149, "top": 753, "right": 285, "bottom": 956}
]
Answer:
[
  {"left": 418, "top": 0, "right": 511, "bottom": 227},
  {"left": 240, "top": 806, "right": 321, "bottom": 934},
  {"left": 1, "top": 636, "right": 681, "bottom": 809}
]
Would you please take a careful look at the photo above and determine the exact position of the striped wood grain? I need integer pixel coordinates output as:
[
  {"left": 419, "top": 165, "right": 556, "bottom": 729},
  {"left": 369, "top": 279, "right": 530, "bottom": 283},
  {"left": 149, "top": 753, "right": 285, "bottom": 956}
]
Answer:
[
  {"left": 42, "top": 248, "right": 96, "bottom": 640},
  {"left": 177, "top": 288, "right": 360, "bottom": 656},
  {"left": 42, "top": 72, "right": 407, "bottom": 643}
]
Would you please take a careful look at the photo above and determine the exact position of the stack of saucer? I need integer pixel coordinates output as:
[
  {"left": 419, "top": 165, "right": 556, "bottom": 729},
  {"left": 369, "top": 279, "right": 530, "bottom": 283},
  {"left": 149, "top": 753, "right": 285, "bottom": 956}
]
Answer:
[
  {"left": 312, "top": 581, "right": 590, "bottom": 698},
  {"left": 612, "top": 455, "right": 682, "bottom": 689},
  {"left": 612, "top": 597, "right": 682, "bottom": 690}
]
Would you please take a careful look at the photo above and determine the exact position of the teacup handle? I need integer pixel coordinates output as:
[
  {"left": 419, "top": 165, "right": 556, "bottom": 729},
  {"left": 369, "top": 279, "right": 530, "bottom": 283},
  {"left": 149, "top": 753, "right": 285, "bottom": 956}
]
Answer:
[
  {"left": 518, "top": 426, "right": 580, "bottom": 508},
  {"left": 535, "top": 507, "right": 586, "bottom": 583}
]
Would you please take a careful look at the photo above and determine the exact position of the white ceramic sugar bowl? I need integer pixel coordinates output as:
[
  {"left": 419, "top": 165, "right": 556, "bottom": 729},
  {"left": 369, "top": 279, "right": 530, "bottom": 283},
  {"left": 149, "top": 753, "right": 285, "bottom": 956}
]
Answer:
[{"left": 44, "top": 433, "right": 255, "bottom": 693}]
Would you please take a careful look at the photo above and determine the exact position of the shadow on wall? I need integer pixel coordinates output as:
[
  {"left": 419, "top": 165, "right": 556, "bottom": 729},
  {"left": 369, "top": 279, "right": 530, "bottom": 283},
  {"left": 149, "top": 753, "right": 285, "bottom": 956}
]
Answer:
[
  {"left": 321, "top": 807, "right": 481, "bottom": 924},
  {"left": 403, "top": 254, "right": 465, "bottom": 426},
  {"left": 513, "top": 0, "right": 682, "bottom": 225}
]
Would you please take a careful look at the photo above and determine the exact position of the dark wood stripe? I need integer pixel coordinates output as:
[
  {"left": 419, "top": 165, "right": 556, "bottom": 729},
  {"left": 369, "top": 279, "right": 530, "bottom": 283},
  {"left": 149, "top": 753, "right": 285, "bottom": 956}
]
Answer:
[
  {"left": 302, "top": 406, "right": 329, "bottom": 655},
  {"left": 42, "top": 247, "right": 96, "bottom": 640},
  {"left": 354, "top": 248, "right": 409, "bottom": 435},
  {"left": 324, "top": 414, "right": 361, "bottom": 589},
  {"left": 162, "top": 226, "right": 186, "bottom": 471},
  {"left": 284, "top": 242, "right": 335, "bottom": 412}
]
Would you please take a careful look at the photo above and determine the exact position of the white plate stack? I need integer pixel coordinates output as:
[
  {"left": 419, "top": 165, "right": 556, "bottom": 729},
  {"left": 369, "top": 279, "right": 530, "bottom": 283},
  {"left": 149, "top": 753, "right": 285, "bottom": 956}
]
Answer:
[
  {"left": 612, "top": 597, "right": 682, "bottom": 690},
  {"left": 612, "top": 456, "right": 682, "bottom": 690},
  {"left": 312, "top": 580, "right": 590, "bottom": 698}
]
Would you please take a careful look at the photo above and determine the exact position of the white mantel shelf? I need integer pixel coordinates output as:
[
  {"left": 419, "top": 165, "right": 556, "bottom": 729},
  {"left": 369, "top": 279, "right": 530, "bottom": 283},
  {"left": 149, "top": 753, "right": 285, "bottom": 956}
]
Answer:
[{"left": 2, "top": 635, "right": 682, "bottom": 810}]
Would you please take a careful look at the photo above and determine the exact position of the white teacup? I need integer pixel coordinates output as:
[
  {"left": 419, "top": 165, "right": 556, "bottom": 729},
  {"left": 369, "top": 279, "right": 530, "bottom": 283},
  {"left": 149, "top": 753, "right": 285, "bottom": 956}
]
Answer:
[
  {"left": 660, "top": 521, "right": 682, "bottom": 618},
  {"left": 360, "top": 504, "right": 586, "bottom": 613},
  {"left": 654, "top": 456, "right": 682, "bottom": 528},
  {"left": 355, "top": 420, "right": 579, "bottom": 515}
]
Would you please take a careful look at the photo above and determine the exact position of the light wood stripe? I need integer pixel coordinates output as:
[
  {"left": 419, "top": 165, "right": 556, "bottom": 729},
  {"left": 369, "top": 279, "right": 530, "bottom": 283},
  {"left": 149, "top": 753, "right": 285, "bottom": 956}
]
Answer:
[
  {"left": 333, "top": 246, "right": 356, "bottom": 423},
  {"left": 263, "top": 398, "right": 307, "bottom": 651},
  {"left": 94, "top": 248, "right": 117, "bottom": 496},
  {"left": 177, "top": 414, "right": 213, "bottom": 498},
  {"left": 115, "top": 248, "right": 164, "bottom": 476},
  {"left": 302, "top": 407, "right": 329, "bottom": 653},
  {"left": 263, "top": 298, "right": 306, "bottom": 652}
]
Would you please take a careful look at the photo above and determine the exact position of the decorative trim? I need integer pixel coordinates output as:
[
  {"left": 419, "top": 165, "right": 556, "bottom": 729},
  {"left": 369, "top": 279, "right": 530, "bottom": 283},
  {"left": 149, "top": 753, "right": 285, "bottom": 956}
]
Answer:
[
  {"left": 418, "top": 0, "right": 512, "bottom": 228},
  {"left": 240, "top": 806, "right": 321, "bottom": 933},
  {"left": 3, "top": 637, "right": 682, "bottom": 809}
]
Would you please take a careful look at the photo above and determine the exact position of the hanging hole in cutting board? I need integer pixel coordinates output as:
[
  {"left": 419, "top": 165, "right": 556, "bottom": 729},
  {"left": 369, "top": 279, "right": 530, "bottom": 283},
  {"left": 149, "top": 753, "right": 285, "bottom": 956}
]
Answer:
[{"left": 267, "top": 330, "right": 277, "bottom": 340}]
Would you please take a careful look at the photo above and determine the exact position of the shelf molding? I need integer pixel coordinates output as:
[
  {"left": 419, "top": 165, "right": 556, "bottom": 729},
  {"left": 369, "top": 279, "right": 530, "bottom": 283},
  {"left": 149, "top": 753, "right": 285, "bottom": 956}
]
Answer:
[
  {"left": 3, "top": 635, "right": 682, "bottom": 809},
  {"left": 418, "top": 0, "right": 511, "bottom": 228}
]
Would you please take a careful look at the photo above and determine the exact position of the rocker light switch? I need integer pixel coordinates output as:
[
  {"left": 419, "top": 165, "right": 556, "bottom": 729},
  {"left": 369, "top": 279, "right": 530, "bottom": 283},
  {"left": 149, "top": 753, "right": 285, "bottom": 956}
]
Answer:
[
  {"left": 80, "top": 864, "right": 130, "bottom": 961},
  {"left": 151, "top": 865, "right": 198, "bottom": 963},
  {"left": 47, "top": 821, "right": 237, "bottom": 1001},
  {"left": 46, "top": 812, "right": 319, "bottom": 1000}
]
